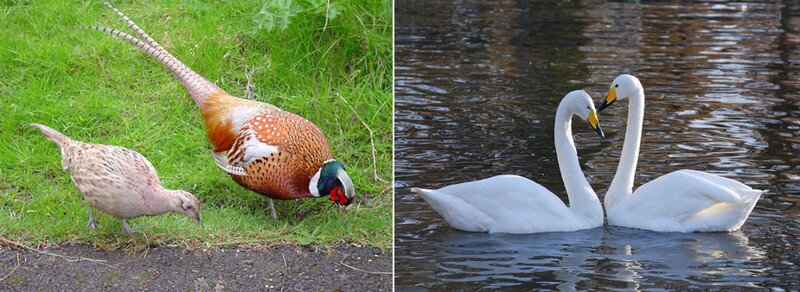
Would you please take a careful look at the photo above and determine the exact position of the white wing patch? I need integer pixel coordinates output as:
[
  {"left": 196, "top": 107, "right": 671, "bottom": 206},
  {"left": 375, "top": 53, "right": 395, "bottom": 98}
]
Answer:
[
  {"left": 234, "top": 128, "right": 278, "bottom": 164},
  {"left": 229, "top": 106, "right": 264, "bottom": 131},
  {"left": 216, "top": 126, "right": 279, "bottom": 176}
]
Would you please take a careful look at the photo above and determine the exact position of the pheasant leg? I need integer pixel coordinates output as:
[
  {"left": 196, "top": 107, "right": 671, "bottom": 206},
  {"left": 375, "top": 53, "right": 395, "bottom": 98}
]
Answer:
[
  {"left": 121, "top": 219, "right": 135, "bottom": 234},
  {"left": 268, "top": 198, "right": 277, "bottom": 219},
  {"left": 86, "top": 206, "right": 98, "bottom": 229}
]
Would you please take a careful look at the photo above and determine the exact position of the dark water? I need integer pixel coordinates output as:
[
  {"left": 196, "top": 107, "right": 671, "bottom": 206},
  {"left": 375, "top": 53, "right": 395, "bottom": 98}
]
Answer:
[{"left": 394, "top": 0, "right": 800, "bottom": 290}]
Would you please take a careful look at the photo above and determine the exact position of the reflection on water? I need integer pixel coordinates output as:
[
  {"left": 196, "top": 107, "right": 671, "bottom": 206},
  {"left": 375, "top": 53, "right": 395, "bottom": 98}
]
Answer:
[
  {"left": 395, "top": 0, "right": 800, "bottom": 290},
  {"left": 414, "top": 228, "right": 764, "bottom": 290}
]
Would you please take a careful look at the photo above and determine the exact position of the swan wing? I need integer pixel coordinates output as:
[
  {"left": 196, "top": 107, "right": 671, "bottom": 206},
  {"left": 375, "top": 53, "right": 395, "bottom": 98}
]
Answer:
[
  {"left": 412, "top": 175, "right": 576, "bottom": 233},
  {"left": 641, "top": 170, "right": 762, "bottom": 204},
  {"left": 613, "top": 170, "right": 764, "bottom": 232},
  {"left": 631, "top": 170, "right": 757, "bottom": 205},
  {"left": 673, "top": 169, "right": 764, "bottom": 199}
]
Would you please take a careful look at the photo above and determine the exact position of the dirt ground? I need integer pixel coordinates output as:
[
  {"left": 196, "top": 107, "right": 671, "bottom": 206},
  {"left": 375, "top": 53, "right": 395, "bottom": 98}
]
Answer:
[{"left": 0, "top": 243, "right": 391, "bottom": 291}]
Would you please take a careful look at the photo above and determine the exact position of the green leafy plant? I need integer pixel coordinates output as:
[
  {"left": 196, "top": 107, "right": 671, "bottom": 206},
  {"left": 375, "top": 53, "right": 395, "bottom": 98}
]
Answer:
[{"left": 253, "top": 0, "right": 341, "bottom": 32}]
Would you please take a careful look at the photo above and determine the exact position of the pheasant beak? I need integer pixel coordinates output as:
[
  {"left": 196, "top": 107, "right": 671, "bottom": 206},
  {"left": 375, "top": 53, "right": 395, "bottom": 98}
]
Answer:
[
  {"left": 598, "top": 87, "right": 617, "bottom": 112},
  {"left": 587, "top": 110, "right": 604, "bottom": 138},
  {"left": 336, "top": 169, "right": 355, "bottom": 206}
]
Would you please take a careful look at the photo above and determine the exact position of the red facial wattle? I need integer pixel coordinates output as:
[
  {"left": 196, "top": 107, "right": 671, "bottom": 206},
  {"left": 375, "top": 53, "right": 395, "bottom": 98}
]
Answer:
[{"left": 329, "top": 187, "right": 348, "bottom": 205}]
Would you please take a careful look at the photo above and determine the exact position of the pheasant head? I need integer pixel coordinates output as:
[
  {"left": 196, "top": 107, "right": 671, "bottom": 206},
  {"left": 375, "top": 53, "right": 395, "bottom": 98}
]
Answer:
[
  {"left": 310, "top": 160, "right": 355, "bottom": 206},
  {"left": 171, "top": 190, "right": 201, "bottom": 222}
]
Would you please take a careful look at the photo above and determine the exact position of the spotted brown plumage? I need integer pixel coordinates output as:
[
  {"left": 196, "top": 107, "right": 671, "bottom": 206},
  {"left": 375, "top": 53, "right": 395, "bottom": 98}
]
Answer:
[
  {"left": 230, "top": 113, "right": 333, "bottom": 200},
  {"left": 29, "top": 123, "right": 201, "bottom": 234},
  {"left": 79, "top": 1, "right": 355, "bottom": 218}
]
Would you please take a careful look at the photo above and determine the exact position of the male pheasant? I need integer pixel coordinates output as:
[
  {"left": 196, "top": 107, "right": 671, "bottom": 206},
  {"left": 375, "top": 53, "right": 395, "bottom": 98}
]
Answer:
[
  {"left": 79, "top": 2, "right": 354, "bottom": 218},
  {"left": 29, "top": 123, "right": 201, "bottom": 234}
]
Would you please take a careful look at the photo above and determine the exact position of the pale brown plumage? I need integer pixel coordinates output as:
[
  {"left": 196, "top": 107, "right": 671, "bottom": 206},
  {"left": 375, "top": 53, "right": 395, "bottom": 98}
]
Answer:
[
  {"left": 79, "top": 1, "right": 355, "bottom": 219},
  {"left": 29, "top": 123, "right": 200, "bottom": 234}
]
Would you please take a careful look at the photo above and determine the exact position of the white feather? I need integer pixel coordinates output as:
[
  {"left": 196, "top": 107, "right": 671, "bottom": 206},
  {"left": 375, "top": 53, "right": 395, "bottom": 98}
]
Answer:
[
  {"left": 212, "top": 152, "right": 246, "bottom": 176},
  {"left": 412, "top": 175, "right": 596, "bottom": 234},
  {"left": 309, "top": 168, "right": 321, "bottom": 196},
  {"left": 337, "top": 168, "right": 355, "bottom": 199},
  {"left": 228, "top": 127, "right": 278, "bottom": 166},
  {"left": 228, "top": 106, "right": 263, "bottom": 131},
  {"left": 239, "top": 134, "right": 278, "bottom": 164}
]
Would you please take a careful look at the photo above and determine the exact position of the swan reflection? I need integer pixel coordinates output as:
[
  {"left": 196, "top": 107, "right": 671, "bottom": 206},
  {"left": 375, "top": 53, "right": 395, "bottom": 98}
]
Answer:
[{"left": 425, "top": 227, "right": 763, "bottom": 289}]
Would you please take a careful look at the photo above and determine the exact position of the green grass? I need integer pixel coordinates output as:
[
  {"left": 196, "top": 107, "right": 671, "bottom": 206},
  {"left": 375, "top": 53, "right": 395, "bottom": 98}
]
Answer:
[{"left": 0, "top": 0, "right": 392, "bottom": 250}]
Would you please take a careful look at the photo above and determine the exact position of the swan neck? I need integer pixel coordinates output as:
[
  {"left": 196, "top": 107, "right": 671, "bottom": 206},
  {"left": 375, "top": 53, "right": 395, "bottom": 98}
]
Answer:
[
  {"left": 606, "top": 91, "right": 644, "bottom": 207},
  {"left": 554, "top": 105, "right": 602, "bottom": 220}
]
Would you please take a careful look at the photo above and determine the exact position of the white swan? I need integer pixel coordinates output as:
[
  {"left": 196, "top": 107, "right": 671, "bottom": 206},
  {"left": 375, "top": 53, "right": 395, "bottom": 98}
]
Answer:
[
  {"left": 411, "top": 90, "right": 605, "bottom": 234},
  {"left": 599, "top": 74, "right": 765, "bottom": 232}
]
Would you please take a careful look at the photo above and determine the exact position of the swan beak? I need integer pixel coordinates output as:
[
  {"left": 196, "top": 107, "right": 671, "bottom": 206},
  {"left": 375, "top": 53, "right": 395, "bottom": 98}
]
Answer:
[
  {"left": 598, "top": 87, "right": 617, "bottom": 112},
  {"left": 587, "top": 110, "right": 604, "bottom": 138},
  {"left": 594, "top": 124, "right": 605, "bottom": 138}
]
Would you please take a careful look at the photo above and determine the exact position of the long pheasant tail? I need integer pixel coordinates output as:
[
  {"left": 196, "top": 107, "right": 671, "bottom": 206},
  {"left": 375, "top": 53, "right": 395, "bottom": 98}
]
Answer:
[
  {"left": 102, "top": 1, "right": 175, "bottom": 63},
  {"left": 78, "top": 2, "right": 226, "bottom": 108},
  {"left": 28, "top": 123, "right": 72, "bottom": 148}
]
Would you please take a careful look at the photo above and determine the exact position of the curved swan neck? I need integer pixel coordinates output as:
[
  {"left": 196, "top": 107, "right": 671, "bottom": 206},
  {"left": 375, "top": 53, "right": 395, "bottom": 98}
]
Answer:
[
  {"left": 606, "top": 89, "right": 645, "bottom": 207},
  {"left": 554, "top": 104, "right": 602, "bottom": 220}
]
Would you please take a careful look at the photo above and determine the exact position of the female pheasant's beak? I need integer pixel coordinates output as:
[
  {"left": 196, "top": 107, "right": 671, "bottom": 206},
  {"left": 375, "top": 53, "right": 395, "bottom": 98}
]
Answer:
[
  {"left": 598, "top": 87, "right": 617, "bottom": 112},
  {"left": 178, "top": 191, "right": 201, "bottom": 223}
]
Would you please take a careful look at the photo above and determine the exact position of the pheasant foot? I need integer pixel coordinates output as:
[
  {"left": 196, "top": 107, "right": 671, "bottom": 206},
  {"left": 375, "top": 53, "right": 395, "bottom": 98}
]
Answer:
[
  {"left": 121, "top": 219, "right": 135, "bottom": 234},
  {"left": 86, "top": 206, "right": 98, "bottom": 229}
]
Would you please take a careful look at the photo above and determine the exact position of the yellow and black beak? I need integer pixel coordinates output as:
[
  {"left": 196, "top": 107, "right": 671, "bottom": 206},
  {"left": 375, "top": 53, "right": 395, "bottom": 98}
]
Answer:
[
  {"left": 587, "top": 110, "right": 604, "bottom": 138},
  {"left": 598, "top": 87, "right": 617, "bottom": 112}
]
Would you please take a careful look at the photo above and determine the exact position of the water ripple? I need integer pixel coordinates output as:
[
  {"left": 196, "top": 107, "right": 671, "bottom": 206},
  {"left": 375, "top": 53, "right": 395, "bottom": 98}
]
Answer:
[{"left": 395, "top": 0, "right": 800, "bottom": 290}]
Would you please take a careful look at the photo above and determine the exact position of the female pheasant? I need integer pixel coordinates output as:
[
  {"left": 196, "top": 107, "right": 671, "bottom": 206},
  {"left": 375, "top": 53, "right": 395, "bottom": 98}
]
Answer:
[
  {"left": 29, "top": 123, "right": 200, "bottom": 234},
  {"left": 79, "top": 2, "right": 355, "bottom": 218}
]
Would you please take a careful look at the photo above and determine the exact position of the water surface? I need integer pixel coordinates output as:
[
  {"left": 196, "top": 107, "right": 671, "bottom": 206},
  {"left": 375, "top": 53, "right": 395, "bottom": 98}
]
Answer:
[{"left": 395, "top": 0, "right": 800, "bottom": 289}]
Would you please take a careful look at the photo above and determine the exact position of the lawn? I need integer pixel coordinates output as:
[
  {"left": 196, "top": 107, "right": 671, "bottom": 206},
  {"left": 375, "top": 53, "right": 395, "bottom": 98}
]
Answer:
[{"left": 0, "top": 0, "right": 392, "bottom": 250}]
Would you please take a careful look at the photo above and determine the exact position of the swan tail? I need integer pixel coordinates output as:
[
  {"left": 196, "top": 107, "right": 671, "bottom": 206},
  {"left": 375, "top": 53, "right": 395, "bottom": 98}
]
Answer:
[
  {"left": 739, "top": 189, "right": 765, "bottom": 204},
  {"left": 724, "top": 189, "right": 764, "bottom": 232},
  {"left": 411, "top": 187, "right": 493, "bottom": 232},
  {"left": 410, "top": 187, "right": 429, "bottom": 194}
]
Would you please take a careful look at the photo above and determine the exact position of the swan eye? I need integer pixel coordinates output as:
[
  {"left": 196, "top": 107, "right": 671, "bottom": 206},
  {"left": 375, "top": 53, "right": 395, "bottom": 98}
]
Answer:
[{"left": 615, "top": 84, "right": 619, "bottom": 88}]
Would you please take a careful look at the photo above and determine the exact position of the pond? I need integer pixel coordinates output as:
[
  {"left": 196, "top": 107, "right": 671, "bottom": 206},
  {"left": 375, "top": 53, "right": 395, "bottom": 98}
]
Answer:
[{"left": 394, "top": 0, "right": 800, "bottom": 290}]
